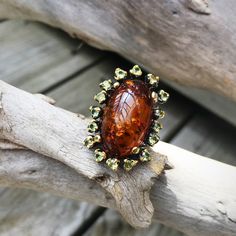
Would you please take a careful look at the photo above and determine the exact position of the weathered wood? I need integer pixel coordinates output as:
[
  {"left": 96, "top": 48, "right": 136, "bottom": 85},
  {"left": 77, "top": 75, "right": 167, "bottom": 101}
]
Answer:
[
  {"left": 0, "top": 80, "right": 167, "bottom": 228},
  {"left": 0, "top": 20, "right": 194, "bottom": 234},
  {"left": 165, "top": 80, "right": 236, "bottom": 127},
  {"left": 0, "top": 21, "right": 103, "bottom": 93},
  {"left": 0, "top": 142, "right": 235, "bottom": 236},
  {"left": 88, "top": 111, "right": 236, "bottom": 236},
  {"left": 84, "top": 209, "right": 184, "bottom": 236},
  {"left": 0, "top": 81, "right": 235, "bottom": 235},
  {"left": 0, "top": 189, "right": 95, "bottom": 236},
  {"left": 0, "top": 0, "right": 236, "bottom": 103}
]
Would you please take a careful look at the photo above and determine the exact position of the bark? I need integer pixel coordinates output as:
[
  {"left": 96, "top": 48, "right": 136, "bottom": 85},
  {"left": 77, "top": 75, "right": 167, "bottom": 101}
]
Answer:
[
  {"left": 0, "top": 80, "right": 167, "bottom": 228},
  {"left": 0, "top": 0, "right": 236, "bottom": 103},
  {"left": 0, "top": 80, "right": 235, "bottom": 235}
]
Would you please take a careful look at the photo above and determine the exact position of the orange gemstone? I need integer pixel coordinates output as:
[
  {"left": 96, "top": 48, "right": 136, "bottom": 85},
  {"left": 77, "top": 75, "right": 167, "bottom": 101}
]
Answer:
[{"left": 101, "top": 79, "right": 153, "bottom": 158}]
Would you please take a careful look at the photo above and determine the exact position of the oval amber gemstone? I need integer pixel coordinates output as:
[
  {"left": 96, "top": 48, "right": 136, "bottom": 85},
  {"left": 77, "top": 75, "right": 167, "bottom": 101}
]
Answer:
[{"left": 101, "top": 79, "right": 154, "bottom": 158}]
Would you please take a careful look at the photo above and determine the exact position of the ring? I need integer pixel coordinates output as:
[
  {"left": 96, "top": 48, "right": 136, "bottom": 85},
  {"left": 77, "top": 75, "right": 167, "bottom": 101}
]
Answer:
[{"left": 84, "top": 65, "right": 169, "bottom": 171}]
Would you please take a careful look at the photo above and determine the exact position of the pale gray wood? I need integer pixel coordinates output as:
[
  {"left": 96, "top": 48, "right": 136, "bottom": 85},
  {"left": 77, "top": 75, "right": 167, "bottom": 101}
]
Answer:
[
  {"left": 85, "top": 209, "right": 184, "bottom": 236},
  {"left": 0, "top": 0, "right": 236, "bottom": 104},
  {"left": 171, "top": 113, "right": 236, "bottom": 165},
  {"left": 0, "top": 80, "right": 167, "bottom": 228},
  {"left": 86, "top": 109, "right": 236, "bottom": 236},
  {"left": 0, "top": 20, "right": 193, "bottom": 235},
  {"left": 0, "top": 20, "right": 104, "bottom": 235},
  {"left": 0, "top": 140, "right": 235, "bottom": 236},
  {"left": 0, "top": 20, "right": 102, "bottom": 93},
  {"left": 0, "top": 81, "right": 236, "bottom": 235},
  {"left": 0, "top": 189, "right": 95, "bottom": 236},
  {"left": 165, "top": 80, "right": 236, "bottom": 127}
]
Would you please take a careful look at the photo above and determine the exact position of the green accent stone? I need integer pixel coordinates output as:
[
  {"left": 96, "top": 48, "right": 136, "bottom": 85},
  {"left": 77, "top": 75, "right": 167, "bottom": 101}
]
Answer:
[
  {"left": 106, "top": 158, "right": 119, "bottom": 171},
  {"left": 83, "top": 136, "right": 94, "bottom": 149},
  {"left": 123, "top": 159, "right": 138, "bottom": 171},
  {"left": 87, "top": 120, "right": 99, "bottom": 133},
  {"left": 147, "top": 74, "right": 159, "bottom": 86},
  {"left": 140, "top": 148, "right": 151, "bottom": 162},
  {"left": 99, "top": 79, "right": 113, "bottom": 91},
  {"left": 130, "top": 65, "right": 142, "bottom": 77},
  {"left": 148, "top": 133, "right": 160, "bottom": 146},
  {"left": 94, "top": 91, "right": 107, "bottom": 104},
  {"left": 94, "top": 149, "right": 106, "bottom": 162},
  {"left": 154, "top": 108, "right": 165, "bottom": 119},
  {"left": 89, "top": 106, "right": 102, "bottom": 119},
  {"left": 158, "top": 90, "right": 169, "bottom": 103},
  {"left": 114, "top": 68, "right": 127, "bottom": 80},
  {"left": 152, "top": 120, "right": 163, "bottom": 133}
]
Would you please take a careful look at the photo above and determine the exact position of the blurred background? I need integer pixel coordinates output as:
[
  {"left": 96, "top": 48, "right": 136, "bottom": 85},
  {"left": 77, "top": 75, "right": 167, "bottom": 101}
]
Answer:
[{"left": 0, "top": 20, "right": 236, "bottom": 236}]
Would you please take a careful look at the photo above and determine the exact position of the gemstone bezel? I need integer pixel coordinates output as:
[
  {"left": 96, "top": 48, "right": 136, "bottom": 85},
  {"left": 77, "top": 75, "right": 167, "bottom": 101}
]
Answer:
[{"left": 84, "top": 65, "right": 169, "bottom": 171}]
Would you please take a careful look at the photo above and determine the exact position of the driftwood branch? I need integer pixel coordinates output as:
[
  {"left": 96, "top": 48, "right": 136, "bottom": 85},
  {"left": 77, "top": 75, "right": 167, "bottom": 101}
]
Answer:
[
  {"left": 0, "top": 81, "right": 236, "bottom": 235},
  {"left": 0, "top": 80, "right": 167, "bottom": 228},
  {"left": 1, "top": 144, "right": 236, "bottom": 236},
  {"left": 0, "top": 0, "right": 236, "bottom": 103}
]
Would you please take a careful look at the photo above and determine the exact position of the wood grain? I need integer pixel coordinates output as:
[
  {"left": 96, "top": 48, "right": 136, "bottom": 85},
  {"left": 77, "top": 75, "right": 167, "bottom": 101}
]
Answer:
[
  {"left": 0, "top": 81, "right": 235, "bottom": 235},
  {"left": 0, "top": 0, "right": 236, "bottom": 104}
]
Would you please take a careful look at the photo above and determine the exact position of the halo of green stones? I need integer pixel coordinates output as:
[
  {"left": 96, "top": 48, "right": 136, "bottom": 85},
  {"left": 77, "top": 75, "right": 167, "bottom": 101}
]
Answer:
[{"left": 83, "top": 65, "right": 169, "bottom": 172}]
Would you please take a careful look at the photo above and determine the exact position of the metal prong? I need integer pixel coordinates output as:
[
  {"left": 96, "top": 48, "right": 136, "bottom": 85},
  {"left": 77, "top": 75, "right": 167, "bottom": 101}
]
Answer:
[
  {"left": 151, "top": 91, "right": 158, "bottom": 103},
  {"left": 132, "top": 146, "right": 140, "bottom": 154},
  {"left": 94, "top": 134, "right": 101, "bottom": 143},
  {"left": 123, "top": 159, "right": 138, "bottom": 171},
  {"left": 113, "top": 81, "right": 120, "bottom": 89},
  {"left": 106, "top": 158, "right": 119, "bottom": 171}
]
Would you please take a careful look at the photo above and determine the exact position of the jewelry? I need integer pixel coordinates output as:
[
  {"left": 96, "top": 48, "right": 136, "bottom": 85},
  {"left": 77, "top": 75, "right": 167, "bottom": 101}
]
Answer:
[{"left": 84, "top": 65, "right": 169, "bottom": 171}]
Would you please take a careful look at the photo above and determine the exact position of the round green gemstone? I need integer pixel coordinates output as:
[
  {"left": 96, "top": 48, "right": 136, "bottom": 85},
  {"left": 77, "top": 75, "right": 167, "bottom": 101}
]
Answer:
[
  {"left": 83, "top": 136, "right": 94, "bottom": 149},
  {"left": 115, "top": 68, "right": 127, "bottom": 80},
  {"left": 154, "top": 108, "right": 165, "bottom": 119},
  {"left": 94, "top": 149, "right": 106, "bottom": 162},
  {"left": 123, "top": 159, "right": 138, "bottom": 171},
  {"left": 89, "top": 106, "right": 102, "bottom": 119},
  {"left": 130, "top": 65, "right": 142, "bottom": 77},
  {"left": 140, "top": 148, "right": 151, "bottom": 162},
  {"left": 148, "top": 133, "right": 160, "bottom": 146},
  {"left": 87, "top": 121, "right": 99, "bottom": 133},
  {"left": 106, "top": 158, "right": 119, "bottom": 171},
  {"left": 94, "top": 91, "right": 107, "bottom": 104},
  {"left": 147, "top": 74, "right": 159, "bottom": 86},
  {"left": 158, "top": 90, "right": 169, "bottom": 103},
  {"left": 99, "top": 79, "right": 113, "bottom": 91},
  {"left": 152, "top": 120, "right": 163, "bottom": 133}
]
